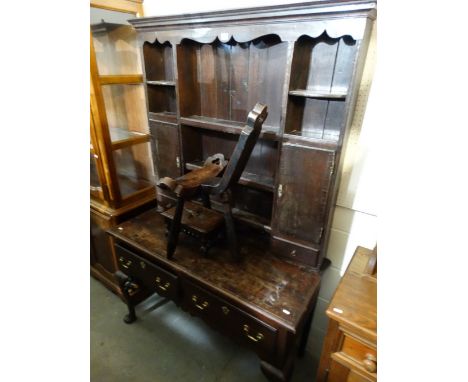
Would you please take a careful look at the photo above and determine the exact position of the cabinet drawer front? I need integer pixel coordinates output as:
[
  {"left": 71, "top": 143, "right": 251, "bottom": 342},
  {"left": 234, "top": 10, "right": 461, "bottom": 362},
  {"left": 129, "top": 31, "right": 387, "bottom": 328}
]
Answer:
[
  {"left": 340, "top": 334, "right": 376, "bottom": 372},
  {"left": 182, "top": 279, "right": 277, "bottom": 361},
  {"left": 328, "top": 357, "right": 374, "bottom": 382},
  {"left": 115, "top": 243, "right": 179, "bottom": 300}
]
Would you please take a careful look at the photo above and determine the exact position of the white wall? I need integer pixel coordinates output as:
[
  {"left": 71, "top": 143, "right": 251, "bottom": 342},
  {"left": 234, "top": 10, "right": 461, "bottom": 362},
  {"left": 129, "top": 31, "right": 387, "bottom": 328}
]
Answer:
[
  {"left": 143, "top": 0, "right": 308, "bottom": 17},
  {"left": 142, "top": 0, "right": 377, "bottom": 362}
]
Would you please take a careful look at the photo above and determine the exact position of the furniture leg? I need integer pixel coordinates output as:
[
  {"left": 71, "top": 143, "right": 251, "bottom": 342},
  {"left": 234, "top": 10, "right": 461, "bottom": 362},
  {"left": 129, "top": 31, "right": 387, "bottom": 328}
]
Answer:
[
  {"left": 298, "top": 308, "right": 314, "bottom": 358},
  {"left": 260, "top": 354, "right": 295, "bottom": 382},
  {"left": 167, "top": 196, "right": 184, "bottom": 259},
  {"left": 298, "top": 287, "right": 320, "bottom": 357},
  {"left": 115, "top": 270, "right": 137, "bottom": 324}
]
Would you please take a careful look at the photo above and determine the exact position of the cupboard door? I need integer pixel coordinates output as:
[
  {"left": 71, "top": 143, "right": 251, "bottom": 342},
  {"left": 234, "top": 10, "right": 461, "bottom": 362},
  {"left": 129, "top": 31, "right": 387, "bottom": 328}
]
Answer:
[
  {"left": 273, "top": 142, "right": 335, "bottom": 245},
  {"left": 90, "top": 210, "right": 115, "bottom": 274},
  {"left": 149, "top": 120, "right": 181, "bottom": 179}
]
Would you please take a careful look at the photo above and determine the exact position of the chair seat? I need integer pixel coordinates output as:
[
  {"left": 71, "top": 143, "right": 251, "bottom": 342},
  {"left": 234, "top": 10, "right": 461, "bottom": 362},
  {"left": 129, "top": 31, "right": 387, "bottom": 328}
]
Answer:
[
  {"left": 157, "top": 153, "right": 227, "bottom": 197},
  {"left": 161, "top": 201, "right": 224, "bottom": 235}
]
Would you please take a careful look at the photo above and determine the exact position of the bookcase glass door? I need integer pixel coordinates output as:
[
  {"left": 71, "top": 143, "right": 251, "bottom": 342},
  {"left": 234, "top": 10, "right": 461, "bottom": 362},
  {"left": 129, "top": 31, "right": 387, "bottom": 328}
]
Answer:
[{"left": 90, "top": 6, "right": 155, "bottom": 208}]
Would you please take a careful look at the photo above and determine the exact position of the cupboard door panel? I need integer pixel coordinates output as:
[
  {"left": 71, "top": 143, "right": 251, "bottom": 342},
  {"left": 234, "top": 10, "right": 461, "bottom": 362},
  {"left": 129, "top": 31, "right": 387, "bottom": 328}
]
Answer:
[
  {"left": 273, "top": 143, "right": 335, "bottom": 245},
  {"left": 90, "top": 210, "right": 115, "bottom": 274},
  {"left": 149, "top": 120, "right": 181, "bottom": 179}
]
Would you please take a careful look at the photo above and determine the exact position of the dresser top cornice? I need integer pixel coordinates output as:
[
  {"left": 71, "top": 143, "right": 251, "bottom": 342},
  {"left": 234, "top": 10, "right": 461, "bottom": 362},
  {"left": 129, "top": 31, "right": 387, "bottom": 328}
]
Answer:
[{"left": 128, "top": 0, "right": 376, "bottom": 32}]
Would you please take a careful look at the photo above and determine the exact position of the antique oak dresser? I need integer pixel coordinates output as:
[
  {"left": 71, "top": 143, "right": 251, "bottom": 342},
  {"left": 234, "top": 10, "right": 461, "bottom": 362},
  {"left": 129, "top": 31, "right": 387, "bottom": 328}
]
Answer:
[{"left": 107, "top": 1, "right": 377, "bottom": 381}]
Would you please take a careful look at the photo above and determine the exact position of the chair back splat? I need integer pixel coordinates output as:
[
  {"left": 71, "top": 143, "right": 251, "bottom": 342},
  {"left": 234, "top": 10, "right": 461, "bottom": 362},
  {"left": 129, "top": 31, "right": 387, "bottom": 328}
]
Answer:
[{"left": 205, "top": 103, "right": 268, "bottom": 195}]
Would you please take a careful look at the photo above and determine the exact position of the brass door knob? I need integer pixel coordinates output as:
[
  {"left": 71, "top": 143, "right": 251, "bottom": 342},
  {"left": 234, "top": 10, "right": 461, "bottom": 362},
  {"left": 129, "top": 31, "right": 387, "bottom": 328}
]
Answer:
[{"left": 362, "top": 353, "right": 377, "bottom": 373}]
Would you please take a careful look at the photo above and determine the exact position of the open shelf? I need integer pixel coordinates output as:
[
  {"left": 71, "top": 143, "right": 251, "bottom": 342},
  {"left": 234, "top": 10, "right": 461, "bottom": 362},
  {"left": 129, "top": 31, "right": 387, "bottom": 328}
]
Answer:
[
  {"left": 180, "top": 115, "right": 279, "bottom": 141},
  {"left": 148, "top": 111, "right": 177, "bottom": 124},
  {"left": 289, "top": 89, "right": 347, "bottom": 100},
  {"left": 109, "top": 127, "right": 150, "bottom": 150},
  {"left": 284, "top": 34, "right": 357, "bottom": 141},
  {"left": 232, "top": 208, "right": 271, "bottom": 231},
  {"left": 147, "top": 85, "right": 176, "bottom": 115},
  {"left": 177, "top": 36, "right": 288, "bottom": 132},
  {"left": 185, "top": 161, "right": 274, "bottom": 192},
  {"left": 146, "top": 80, "right": 176, "bottom": 86},
  {"left": 143, "top": 41, "right": 174, "bottom": 82},
  {"left": 191, "top": 198, "right": 271, "bottom": 232}
]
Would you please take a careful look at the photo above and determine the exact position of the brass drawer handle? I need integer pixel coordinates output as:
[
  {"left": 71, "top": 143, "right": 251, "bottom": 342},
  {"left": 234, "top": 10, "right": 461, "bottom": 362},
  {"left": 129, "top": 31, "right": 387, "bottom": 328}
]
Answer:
[
  {"left": 192, "top": 295, "right": 209, "bottom": 310},
  {"left": 119, "top": 256, "right": 132, "bottom": 269},
  {"left": 222, "top": 306, "right": 230, "bottom": 315},
  {"left": 362, "top": 353, "right": 377, "bottom": 373},
  {"left": 155, "top": 276, "right": 170, "bottom": 291},
  {"left": 243, "top": 324, "right": 264, "bottom": 343}
]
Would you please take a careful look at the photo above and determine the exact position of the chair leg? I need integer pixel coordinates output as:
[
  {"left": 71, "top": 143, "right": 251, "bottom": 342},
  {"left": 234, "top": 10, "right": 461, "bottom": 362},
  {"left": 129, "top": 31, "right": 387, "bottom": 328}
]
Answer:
[
  {"left": 224, "top": 211, "right": 240, "bottom": 261},
  {"left": 222, "top": 190, "right": 240, "bottom": 261},
  {"left": 167, "top": 197, "right": 184, "bottom": 259},
  {"left": 201, "top": 190, "right": 211, "bottom": 209}
]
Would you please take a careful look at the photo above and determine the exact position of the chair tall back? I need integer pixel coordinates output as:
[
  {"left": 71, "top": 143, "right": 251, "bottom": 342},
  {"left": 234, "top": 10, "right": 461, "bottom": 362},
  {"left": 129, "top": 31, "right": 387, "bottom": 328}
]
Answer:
[{"left": 211, "top": 103, "right": 268, "bottom": 195}]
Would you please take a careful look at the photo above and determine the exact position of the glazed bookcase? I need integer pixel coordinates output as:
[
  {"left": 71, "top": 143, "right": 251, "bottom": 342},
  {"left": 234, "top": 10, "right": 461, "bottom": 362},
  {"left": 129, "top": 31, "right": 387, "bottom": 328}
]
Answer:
[{"left": 90, "top": 0, "right": 157, "bottom": 293}]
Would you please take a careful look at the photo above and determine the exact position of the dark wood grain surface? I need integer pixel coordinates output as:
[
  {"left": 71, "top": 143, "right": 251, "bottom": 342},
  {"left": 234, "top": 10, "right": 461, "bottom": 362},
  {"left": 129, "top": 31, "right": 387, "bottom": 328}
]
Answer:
[{"left": 108, "top": 208, "right": 320, "bottom": 330}]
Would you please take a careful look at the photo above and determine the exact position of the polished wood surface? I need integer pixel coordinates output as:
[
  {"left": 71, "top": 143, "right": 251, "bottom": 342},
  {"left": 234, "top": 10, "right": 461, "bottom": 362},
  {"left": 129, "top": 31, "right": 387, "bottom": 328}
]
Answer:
[
  {"left": 108, "top": 208, "right": 320, "bottom": 330},
  {"left": 317, "top": 246, "right": 377, "bottom": 382}
]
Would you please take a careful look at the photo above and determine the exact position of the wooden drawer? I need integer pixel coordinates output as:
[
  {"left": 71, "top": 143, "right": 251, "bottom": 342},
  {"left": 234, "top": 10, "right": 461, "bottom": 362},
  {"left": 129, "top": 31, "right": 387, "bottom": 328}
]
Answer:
[
  {"left": 327, "top": 356, "right": 374, "bottom": 382},
  {"left": 340, "top": 334, "right": 377, "bottom": 374},
  {"left": 181, "top": 279, "right": 278, "bottom": 362},
  {"left": 115, "top": 243, "right": 179, "bottom": 301},
  {"left": 326, "top": 332, "right": 377, "bottom": 381}
]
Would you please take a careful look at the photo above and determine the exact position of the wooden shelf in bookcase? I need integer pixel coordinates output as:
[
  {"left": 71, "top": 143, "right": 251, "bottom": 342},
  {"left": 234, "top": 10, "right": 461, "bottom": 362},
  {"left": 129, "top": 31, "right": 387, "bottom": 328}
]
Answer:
[
  {"left": 288, "top": 89, "right": 347, "bottom": 100},
  {"left": 148, "top": 111, "right": 177, "bottom": 124},
  {"left": 146, "top": 80, "right": 176, "bottom": 86},
  {"left": 100, "top": 74, "right": 143, "bottom": 85},
  {"left": 180, "top": 115, "right": 279, "bottom": 141},
  {"left": 185, "top": 161, "right": 275, "bottom": 193},
  {"left": 109, "top": 127, "right": 150, "bottom": 150}
]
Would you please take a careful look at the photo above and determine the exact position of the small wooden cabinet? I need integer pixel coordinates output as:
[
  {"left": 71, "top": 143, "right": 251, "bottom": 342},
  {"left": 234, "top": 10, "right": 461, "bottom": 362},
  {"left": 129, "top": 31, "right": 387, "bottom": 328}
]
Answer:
[{"left": 317, "top": 247, "right": 377, "bottom": 382}]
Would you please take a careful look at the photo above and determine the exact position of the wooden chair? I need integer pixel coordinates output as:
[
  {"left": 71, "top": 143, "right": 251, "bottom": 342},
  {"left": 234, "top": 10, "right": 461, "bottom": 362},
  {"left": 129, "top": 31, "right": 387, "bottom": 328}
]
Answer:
[{"left": 157, "top": 103, "right": 268, "bottom": 261}]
